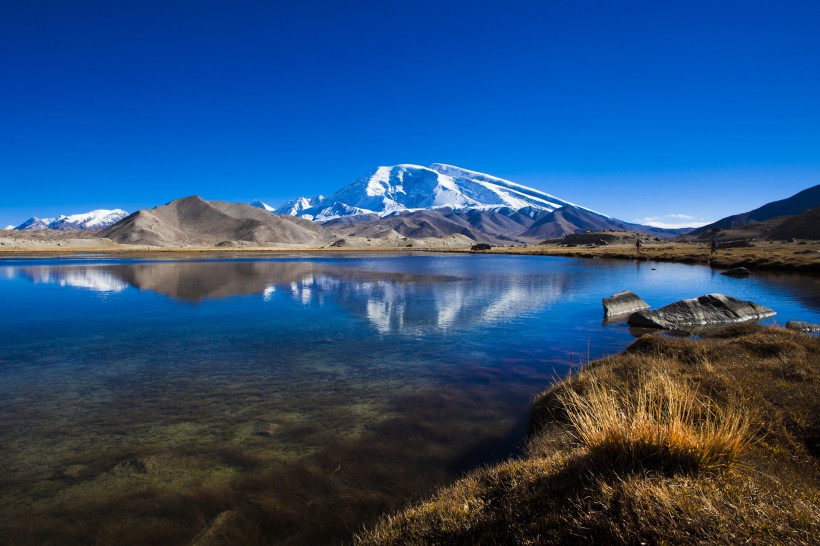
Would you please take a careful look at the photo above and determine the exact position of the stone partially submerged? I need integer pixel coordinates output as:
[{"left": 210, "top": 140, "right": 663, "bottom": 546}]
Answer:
[
  {"left": 602, "top": 290, "right": 650, "bottom": 318},
  {"left": 786, "top": 320, "right": 820, "bottom": 333},
  {"left": 627, "top": 293, "right": 775, "bottom": 330},
  {"left": 721, "top": 267, "right": 751, "bottom": 277}
]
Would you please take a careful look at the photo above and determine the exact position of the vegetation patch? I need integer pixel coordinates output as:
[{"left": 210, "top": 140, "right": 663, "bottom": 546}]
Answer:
[{"left": 559, "top": 367, "right": 753, "bottom": 473}]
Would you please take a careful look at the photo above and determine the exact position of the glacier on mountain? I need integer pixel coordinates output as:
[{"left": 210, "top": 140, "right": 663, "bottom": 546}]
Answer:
[
  {"left": 272, "top": 163, "right": 604, "bottom": 222},
  {"left": 14, "top": 209, "right": 129, "bottom": 231}
]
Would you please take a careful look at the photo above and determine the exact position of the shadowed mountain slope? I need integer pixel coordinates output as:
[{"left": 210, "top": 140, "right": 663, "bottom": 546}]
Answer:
[
  {"left": 324, "top": 206, "right": 689, "bottom": 244},
  {"left": 765, "top": 206, "right": 820, "bottom": 240},
  {"left": 323, "top": 209, "right": 492, "bottom": 243},
  {"left": 692, "top": 184, "right": 820, "bottom": 234},
  {"left": 99, "top": 196, "right": 334, "bottom": 246},
  {"left": 520, "top": 206, "right": 692, "bottom": 241}
]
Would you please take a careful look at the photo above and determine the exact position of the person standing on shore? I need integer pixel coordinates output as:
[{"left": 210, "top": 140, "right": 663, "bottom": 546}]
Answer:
[
  {"left": 635, "top": 237, "right": 642, "bottom": 254},
  {"left": 710, "top": 237, "right": 718, "bottom": 255}
]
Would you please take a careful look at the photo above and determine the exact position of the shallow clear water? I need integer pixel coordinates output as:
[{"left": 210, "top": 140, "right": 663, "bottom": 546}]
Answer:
[{"left": 0, "top": 253, "right": 817, "bottom": 545}]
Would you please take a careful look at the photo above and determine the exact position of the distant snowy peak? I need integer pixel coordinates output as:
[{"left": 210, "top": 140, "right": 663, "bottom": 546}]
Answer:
[
  {"left": 274, "top": 163, "right": 605, "bottom": 222},
  {"left": 250, "top": 200, "right": 276, "bottom": 212},
  {"left": 4, "top": 225, "right": 17, "bottom": 230},
  {"left": 14, "top": 209, "right": 129, "bottom": 231},
  {"left": 51, "top": 209, "right": 129, "bottom": 230},
  {"left": 274, "top": 197, "right": 315, "bottom": 217}
]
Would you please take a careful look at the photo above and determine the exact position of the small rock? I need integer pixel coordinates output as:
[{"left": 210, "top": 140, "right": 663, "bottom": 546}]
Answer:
[
  {"left": 603, "top": 290, "right": 650, "bottom": 318},
  {"left": 49, "top": 464, "right": 94, "bottom": 480},
  {"left": 719, "top": 240, "right": 755, "bottom": 249},
  {"left": 112, "top": 458, "right": 149, "bottom": 474},
  {"left": 786, "top": 321, "right": 820, "bottom": 333},
  {"left": 252, "top": 421, "right": 281, "bottom": 437},
  {"left": 471, "top": 243, "right": 492, "bottom": 251},
  {"left": 191, "top": 511, "right": 240, "bottom": 546},
  {"left": 721, "top": 267, "right": 751, "bottom": 277}
]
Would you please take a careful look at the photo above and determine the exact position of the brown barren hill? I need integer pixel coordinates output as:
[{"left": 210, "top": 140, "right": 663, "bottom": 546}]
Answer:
[
  {"left": 98, "top": 196, "right": 334, "bottom": 246},
  {"left": 766, "top": 206, "right": 820, "bottom": 240}
]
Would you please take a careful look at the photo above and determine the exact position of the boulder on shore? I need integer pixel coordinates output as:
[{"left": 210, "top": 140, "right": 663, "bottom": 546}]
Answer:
[
  {"left": 721, "top": 267, "right": 751, "bottom": 277},
  {"left": 786, "top": 320, "right": 820, "bottom": 333},
  {"left": 602, "top": 290, "right": 650, "bottom": 318},
  {"left": 627, "top": 293, "right": 775, "bottom": 330}
]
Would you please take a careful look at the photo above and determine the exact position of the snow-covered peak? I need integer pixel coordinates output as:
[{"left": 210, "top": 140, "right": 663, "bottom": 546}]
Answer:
[
  {"left": 3, "top": 225, "right": 15, "bottom": 230},
  {"left": 250, "top": 199, "right": 276, "bottom": 212},
  {"left": 50, "top": 209, "right": 129, "bottom": 230},
  {"left": 14, "top": 209, "right": 128, "bottom": 231},
  {"left": 273, "top": 195, "right": 327, "bottom": 218},
  {"left": 276, "top": 163, "right": 604, "bottom": 221},
  {"left": 15, "top": 216, "right": 60, "bottom": 230}
]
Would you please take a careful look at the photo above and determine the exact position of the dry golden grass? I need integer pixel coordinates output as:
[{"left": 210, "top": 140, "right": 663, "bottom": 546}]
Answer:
[
  {"left": 486, "top": 241, "right": 820, "bottom": 272},
  {"left": 559, "top": 366, "right": 754, "bottom": 473},
  {"left": 356, "top": 325, "right": 820, "bottom": 545}
]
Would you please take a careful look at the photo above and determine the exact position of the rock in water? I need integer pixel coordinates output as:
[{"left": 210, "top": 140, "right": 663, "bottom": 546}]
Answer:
[
  {"left": 191, "top": 511, "right": 240, "bottom": 546},
  {"left": 786, "top": 320, "right": 820, "bottom": 333},
  {"left": 627, "top": 293, "right": 775, "bottom": 329},
  {"left": 721, "top": 267, "right": 751, "bottom": 277},
  {"left": 602, "top": 290, "right": 650, "bottom": 318}
]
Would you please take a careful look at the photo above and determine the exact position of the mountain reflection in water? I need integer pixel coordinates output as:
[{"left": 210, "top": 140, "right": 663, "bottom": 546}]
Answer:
[{"left": 18, "top": 260, "right": 575, "bottom": 335}]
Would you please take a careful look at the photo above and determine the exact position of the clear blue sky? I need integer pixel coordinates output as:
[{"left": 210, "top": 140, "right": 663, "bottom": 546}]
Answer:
[{"left": 2, "top": 0, "right": 819, "bottom": 228}]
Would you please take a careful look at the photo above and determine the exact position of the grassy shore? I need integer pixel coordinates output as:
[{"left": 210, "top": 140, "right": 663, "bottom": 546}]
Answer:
[
  {"left": 1, "top": 237, "right": 817, "bottom": 272},
  {"left": 484, "top": 241, "right": 820, "bottom": 273},
  {"left": 356, "top": 325, "right": 819, "bottom": 545}
]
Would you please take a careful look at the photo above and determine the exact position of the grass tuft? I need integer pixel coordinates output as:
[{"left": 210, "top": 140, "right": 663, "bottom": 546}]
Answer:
[{"left": 559, "top": 365, "right": 754, "bottom": 473}]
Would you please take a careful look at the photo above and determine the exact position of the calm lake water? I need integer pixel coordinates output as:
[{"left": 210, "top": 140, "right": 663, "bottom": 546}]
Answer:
[{"left": 1, "top": 253, "right": 818, "bottom": 545}]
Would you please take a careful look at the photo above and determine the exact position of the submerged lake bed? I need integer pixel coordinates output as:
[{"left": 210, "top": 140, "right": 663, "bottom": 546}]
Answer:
[{"left": 1, "top": 253, "right": 818, "bottom": 545}]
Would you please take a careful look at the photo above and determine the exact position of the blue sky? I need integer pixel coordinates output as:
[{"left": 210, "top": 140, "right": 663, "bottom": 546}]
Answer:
[{"left": 1, "top": 0, "right": 819, "bottom": 228}]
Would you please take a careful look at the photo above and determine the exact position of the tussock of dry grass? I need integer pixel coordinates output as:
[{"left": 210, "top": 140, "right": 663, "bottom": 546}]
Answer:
[
  {"left": 356, "top": 326, "right": 820, "bottom": 545},
  {"left": 559, "top": 366, "right": 754, "bottom": 473}
]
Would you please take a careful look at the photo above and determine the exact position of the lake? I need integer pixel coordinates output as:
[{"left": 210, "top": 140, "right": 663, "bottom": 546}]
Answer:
[{"left": 1, "top": 253, "right": 817, "bottom": 545}]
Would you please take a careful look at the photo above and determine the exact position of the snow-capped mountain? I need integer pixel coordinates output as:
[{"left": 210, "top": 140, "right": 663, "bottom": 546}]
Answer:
[
  {"left": 14, "top": 209, "right": 129, "bottom": 231},
  {"left": 3, "top": 225, "right": 15, "bottom": 230},
  {"left": 250, "top": 199, "right": 276, "bottom": 212},
  {"left": 15, "top": 216, "right": 62, "bottom": 230},
  {"left": 274, "top": 163, "right": 602, "bottom": 222}
]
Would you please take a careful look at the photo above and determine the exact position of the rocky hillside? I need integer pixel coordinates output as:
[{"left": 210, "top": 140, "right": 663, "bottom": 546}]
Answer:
[{"left": 99, "top": 196, "right": 334, "bottom": 246}]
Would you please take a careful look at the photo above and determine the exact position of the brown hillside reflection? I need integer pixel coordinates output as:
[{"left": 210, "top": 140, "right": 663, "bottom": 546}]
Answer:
[{"left": 19, "top": 261, "right": 456, "bottom": 302}]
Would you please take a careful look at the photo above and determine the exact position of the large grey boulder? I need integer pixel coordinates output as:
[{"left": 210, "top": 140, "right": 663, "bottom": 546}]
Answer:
[
  {"left": 786, "top": 320, "right": 820, "bottom": 333},
  {"left": 602, "top": 290, "right": 650, "bottom": 318},
  {"left": 627, "top": 293, "right": 775, "bottom": 330}
]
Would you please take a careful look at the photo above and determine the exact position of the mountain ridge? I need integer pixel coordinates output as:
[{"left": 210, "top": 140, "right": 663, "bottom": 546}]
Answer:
[
  {"left": 691, "top": 184, "right": 820, "bottom": 234},
  {"left": 274, "top": 163, "right": 605, "bottom": 222},
  {"left": 13, "top": 209, "right": 129, "bottom": 231}
]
